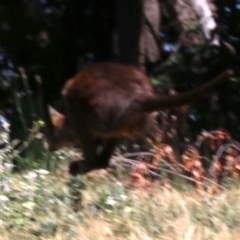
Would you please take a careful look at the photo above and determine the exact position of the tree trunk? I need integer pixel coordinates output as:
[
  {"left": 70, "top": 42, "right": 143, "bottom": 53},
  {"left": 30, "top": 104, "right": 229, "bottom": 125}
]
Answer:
[
  {"left": 115, "top": 0, "right": 161, "bottom": 71},
  {"left": 166, "top": 0, "right": 218, "bottom": 46},
  {"left": 168, "top": 0, "right": 205, "bottom": 46},
  {"left": 115, "top": 0, "right": 143, "bottom": 66},
  {"left": 139, "top": 0, "right": 161, "bottom": 71}
]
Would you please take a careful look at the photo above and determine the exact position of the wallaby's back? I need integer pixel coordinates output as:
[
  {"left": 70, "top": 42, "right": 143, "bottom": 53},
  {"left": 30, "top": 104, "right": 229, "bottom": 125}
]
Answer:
[
  {"left": 62, "top": 62, "right": 157, "bottom": 138},
  {"left": 62, "top": 62, "right": 232, "bottom": 138}
]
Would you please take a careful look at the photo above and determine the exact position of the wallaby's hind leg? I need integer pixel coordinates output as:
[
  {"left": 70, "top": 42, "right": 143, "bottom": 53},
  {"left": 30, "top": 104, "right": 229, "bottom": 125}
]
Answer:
[
  {"left": 97, "top": 138, "right": 118, "bottom": 169},
  {"left": 69, "top": 125, "right": 97, "bottom": 175}
]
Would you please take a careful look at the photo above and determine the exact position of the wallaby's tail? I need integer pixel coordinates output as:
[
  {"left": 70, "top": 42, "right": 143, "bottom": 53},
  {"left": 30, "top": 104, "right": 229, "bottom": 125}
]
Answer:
[{"left": 142, "top": 69, "right": 234, "bottom": 112}]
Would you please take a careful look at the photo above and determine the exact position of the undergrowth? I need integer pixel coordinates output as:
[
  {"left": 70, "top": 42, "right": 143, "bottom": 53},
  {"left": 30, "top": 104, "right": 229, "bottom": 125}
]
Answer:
[
  {"left": 0, "top": 68, "right": 240, "bottom": 239},
  {"left": 1, "top": 168, "right": 240, "bottom": 240}
]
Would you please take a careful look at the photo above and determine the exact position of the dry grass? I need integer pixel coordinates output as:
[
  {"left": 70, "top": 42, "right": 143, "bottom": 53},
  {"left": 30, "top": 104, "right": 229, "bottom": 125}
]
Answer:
[{"left": 1, "top": 167, "right": 240, "bottom": 240}]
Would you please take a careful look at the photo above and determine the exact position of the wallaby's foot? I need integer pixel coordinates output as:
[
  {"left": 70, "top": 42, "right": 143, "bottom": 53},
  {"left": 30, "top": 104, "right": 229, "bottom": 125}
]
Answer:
[
  {"left": 69, "top": 160, "right": 107, "bottom": 175},
  {"left": 69, "top": 160, "right": 92, "bottom": 175}
]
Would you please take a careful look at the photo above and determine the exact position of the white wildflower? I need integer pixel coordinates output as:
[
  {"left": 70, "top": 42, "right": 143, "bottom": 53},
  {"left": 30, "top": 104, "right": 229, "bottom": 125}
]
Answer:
[
  {"left": 19, "top": 181, "right": 27, "bottom": 187},
  {"left": 1, "top": 180, "right": 11, "bottom": 193},
  {"left": 0, "top": 132, "right": 9, "bottom": 142},
  {"left": 105, "top": 196, "right": 116, "bottom": 206},
  {"left": 120, "top": 194, "right": 128, "bottom": 201},
  {"left": 19, "top": 181, "right": 32, "bottom": 190},
  {"left": 24, "top": 171, "right": 37, "bottom": 179},
  {"left": 48, "top": 198, "right": 55, "bottom": 204},
  {"left": 2, "top": 121, "right": 10, "bottom": 131},
  {"left": 35, "top": 169, "right": 50, "bottom": 175},
  {"left": 116, "top": 182, "right": 123, "bottom": 187},
  {"left": 3, "top": 163, "right": 14, "bottom": 171},
  {"left": 0, "top": 116, "right": 12, "bottom": 192},
  {"left": 0, "top": 166, "right": 4, "bottom": 173},
  {"left": 0, "top": 195, "right": 9, "bottom": 202}
]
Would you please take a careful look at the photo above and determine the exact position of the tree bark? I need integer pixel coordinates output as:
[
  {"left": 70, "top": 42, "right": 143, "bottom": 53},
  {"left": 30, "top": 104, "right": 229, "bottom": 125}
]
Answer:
[
  {"left": 115, "top": 0, "right": 161, "bottom": 71},
  {"left": 139, "top": 0, "right": 161, "bottom": 71},
  {"left": 166, "top": 0, "right": 218, "bottom": 46},
  {"left": 168, "top": 0, "right": 205, "bottom": 46}
]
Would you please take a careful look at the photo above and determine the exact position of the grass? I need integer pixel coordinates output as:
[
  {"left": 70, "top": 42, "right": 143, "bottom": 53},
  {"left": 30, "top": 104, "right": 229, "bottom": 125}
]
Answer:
[
  {"left": 1, "top": 159, "right": 240, "bottom": 240},
  {"left": 1, "top": 69, "right": 240, "bottom": 239}
]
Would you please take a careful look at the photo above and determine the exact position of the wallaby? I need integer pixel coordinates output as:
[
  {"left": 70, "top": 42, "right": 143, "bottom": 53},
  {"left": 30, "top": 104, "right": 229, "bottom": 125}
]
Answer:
[{"left": 48, "top": 62, "right": 233, "bottom": 175}]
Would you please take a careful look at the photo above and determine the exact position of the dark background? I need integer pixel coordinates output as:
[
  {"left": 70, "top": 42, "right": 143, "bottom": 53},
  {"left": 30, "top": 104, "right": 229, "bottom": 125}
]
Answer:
[{"left": 0, "top": 0, "right": 240, "bottom": 142}]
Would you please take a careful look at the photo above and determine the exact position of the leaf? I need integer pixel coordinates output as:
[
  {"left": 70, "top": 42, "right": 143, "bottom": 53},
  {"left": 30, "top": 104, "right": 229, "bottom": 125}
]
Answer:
[
  {"left": 230, "top": 77, "right": 239, "bottom": 82},
  {"left": 186, "top": 22, "right": 200, "bottom": 32},
  {"left": 124, "top": 206, "right": 133, "bottom": 213},
  {"left": 11, "top": 139, "right": 21, "bottom": 148},
  {"left": 43, "top": 222, "right": 58, "bottom": 235},
  {"left": 151, "top": 78, "right": 161, "bottom": 86},
  {"left": 22, "top": 201, "right": 35, "bottom": 210},
  {"left": 15, "top": 218, "right": 29, "bottom": 225}
]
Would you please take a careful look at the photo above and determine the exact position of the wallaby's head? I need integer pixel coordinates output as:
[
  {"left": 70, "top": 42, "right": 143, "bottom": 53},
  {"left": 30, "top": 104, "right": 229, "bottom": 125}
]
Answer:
[{"left": 47, "top": 105, "right": 78, "bottom": 151}]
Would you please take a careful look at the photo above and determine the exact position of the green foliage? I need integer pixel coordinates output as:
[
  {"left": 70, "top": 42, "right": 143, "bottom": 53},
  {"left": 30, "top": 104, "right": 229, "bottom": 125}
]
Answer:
[
  {"left": 3, "top": 68, "right": 57, "bottom": 172},
  {"left": 1, "top": 170, "right": 240, "bottom": 239},
  {"left": 150, "top": 74, "right": 171, "bottom": 87},
  {"left": 0, "top": 171, "right": 77, "bottom": 239}
]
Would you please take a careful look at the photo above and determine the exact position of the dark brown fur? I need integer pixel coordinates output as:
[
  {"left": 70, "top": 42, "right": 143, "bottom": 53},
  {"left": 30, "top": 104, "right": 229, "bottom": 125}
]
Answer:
[{"left": 49, "top": 62, "right": 233, "bottom": 175}]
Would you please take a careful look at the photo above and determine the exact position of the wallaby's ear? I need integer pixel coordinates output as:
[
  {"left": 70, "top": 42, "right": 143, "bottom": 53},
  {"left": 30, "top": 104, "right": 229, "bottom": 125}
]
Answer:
[{"left": 48, "top": 105, "right": 65, "bottom": 128}]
